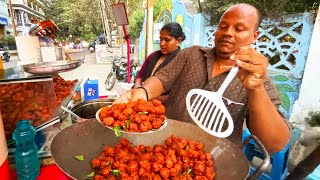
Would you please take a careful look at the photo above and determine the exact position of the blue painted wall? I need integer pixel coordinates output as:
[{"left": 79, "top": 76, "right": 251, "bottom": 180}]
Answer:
[{"left": 138, "top": 0, "right": 206, "bottom": 63}]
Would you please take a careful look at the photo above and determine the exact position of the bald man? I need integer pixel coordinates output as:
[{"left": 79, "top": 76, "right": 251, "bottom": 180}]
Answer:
[{"left": 115, "top": 3, "right": 290, "bottom": 153}]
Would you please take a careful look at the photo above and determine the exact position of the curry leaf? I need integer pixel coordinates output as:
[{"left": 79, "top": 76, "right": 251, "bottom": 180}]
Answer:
[
  {"left": 112, "top": 169, "right": 120, "bottom": 176},
  {"left": 33, "top": 103, "right": 39, "bottom": 108},
  {"left": 113, "top": 126, "right": 121, "bottom": 137},
  {"left": 75, "top": 155, "right": 84, "bottom": 161},
  {"left": 85, "top": 172, "right": 95, "bottom": 179},
  {"left": 126, "top": 120, "right": 130, "bottom": 130}
]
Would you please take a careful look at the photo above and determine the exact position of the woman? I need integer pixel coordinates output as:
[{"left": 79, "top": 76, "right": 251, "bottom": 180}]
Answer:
[{"left": 133, "top": 22, "right": 186, "bottom": 103}]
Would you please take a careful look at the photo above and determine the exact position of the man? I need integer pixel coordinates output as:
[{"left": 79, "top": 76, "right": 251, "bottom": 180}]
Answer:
[{"left": 115, "top": 3, "right": 290, "bottom": 153}]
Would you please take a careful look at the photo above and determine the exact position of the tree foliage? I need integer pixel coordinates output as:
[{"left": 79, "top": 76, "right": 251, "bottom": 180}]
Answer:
[
  {"left": 127, "top": 0, "right": 172, "bottom": 40},
  {"left": 43, "top": 0, "right": 174, "bottom": 41},
  {"left": 129, "top": 9, "right": 145, "bottom": 39},
  {"left": 43, "top": 0, "right": 104, "bottom": 41},
  {"left": 196, "top": 0, "right": 319, "bottom": 25}
]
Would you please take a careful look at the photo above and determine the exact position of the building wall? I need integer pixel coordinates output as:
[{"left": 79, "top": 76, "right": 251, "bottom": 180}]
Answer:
[
  {"left": 9, "top": 0, "right": 47, "bottom": 36},
  {"left": 0, "top": 0, "right": 9, "bottom": 42},
  {"left": 0, "top": 0, "right": 9, "bottom": 18}
]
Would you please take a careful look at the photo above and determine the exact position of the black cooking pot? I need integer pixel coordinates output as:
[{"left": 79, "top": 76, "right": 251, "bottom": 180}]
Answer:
[
  {"left": 51, "top": 119, "right": 270, "bottom": 180},
  {"left": 60, "top": 99, "right": 115, "bottom": 123}
]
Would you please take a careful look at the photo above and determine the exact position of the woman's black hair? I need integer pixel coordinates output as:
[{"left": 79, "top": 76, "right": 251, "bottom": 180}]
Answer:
[{"left": 161, "top": 22, "right": 186, "bottom": 41}]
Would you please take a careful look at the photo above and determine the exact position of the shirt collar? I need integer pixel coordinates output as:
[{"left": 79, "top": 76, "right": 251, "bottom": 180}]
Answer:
[{"left": 199, "top": 47, "right": 216, "bottom": 79}]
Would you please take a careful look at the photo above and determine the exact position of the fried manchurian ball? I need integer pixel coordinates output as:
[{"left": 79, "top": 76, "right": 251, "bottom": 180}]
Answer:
[
  {"left": 91, "top": 136, "right": 215, "bottom": 179},
  {"left": 98, "top": 99, "right": 166, "bottom": 133}
]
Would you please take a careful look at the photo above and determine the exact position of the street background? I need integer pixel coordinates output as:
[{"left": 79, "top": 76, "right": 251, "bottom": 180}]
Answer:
[{"left": 2, "top": 50, "right": 128, "bottom": 99}]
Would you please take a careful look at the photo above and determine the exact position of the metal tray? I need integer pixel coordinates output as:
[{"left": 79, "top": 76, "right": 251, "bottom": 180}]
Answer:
[{"left": 23, "top": 61, "right": 81, "bottom": 75}]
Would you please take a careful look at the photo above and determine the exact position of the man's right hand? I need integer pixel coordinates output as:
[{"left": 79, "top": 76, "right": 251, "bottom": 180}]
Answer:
[{"left": 113, "top": 88, "right": 148, "bottom": 104}]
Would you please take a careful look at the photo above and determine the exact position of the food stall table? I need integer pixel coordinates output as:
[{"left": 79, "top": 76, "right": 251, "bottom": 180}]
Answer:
[{"left": 10, "top": 164, "right": 71, "bottom": 180}]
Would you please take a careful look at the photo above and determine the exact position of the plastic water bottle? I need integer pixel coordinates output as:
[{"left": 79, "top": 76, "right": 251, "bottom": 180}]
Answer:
[{"left": 13, "top": 120, "right": 40, "bottom": 180}]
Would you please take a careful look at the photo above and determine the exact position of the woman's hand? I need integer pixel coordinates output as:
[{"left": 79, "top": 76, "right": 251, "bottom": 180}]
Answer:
[
  {"left": 132, "top": 84, "right": 142, "bottom": 89},
  {"left": 231, "top": 46, "right": 268, "bottom": 91},
  {"left": 132, "top": 78, "right": 143, "bottom": 89},
  {"left": 113, "top": 88, "right": 148, "bottom": 104}
]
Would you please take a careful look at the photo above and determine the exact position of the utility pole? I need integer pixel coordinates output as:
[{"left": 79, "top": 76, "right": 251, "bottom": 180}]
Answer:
[
  {"left": 100, "top": 0, "right": 112, "bottom": 46},
  {"left": 99, "top": 0, "right": 107, "bottom": 44},
  {"left": 145, "top": 0, "right": 156, "bottom": 57},
  {"left": 7, "top": 0, "right": 17, "bottom": 36}
]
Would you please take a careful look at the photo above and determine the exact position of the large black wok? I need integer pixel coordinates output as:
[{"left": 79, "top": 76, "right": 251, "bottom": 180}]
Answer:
[{"left": 51, "top": 119, "right": 269, "bottom": 180}]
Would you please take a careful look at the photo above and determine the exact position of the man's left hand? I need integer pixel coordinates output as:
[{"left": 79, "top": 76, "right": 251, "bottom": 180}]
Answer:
[{"left": 231, "top": 46, "right": 268, "bottom": 91}]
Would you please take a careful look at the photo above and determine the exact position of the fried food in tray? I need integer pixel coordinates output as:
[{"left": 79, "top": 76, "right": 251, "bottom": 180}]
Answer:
[
  {"left": 91, "top": 135, "right": 215, "bottom": 180},
  {"left": 96, "top": 99, "right": 167, "bottom": 134},
  {"left": 0, "top": 78, "right": 57, "bottom": 139},
  {"left": 53, "top": 75, "right": 78, "bottom": 105}
]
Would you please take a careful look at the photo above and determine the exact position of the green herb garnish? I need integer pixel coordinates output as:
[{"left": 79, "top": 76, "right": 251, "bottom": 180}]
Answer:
[
  {"left": 106, "top": 161, "right": 111, "bottom": 166},
  {"left": 113, "top": 126, "right": 121, "bottom": 137},
  {"left": 126, "top": 120, "right": 130, "bottom": 130},
  {"left": 75, "top": 155, "right": 84, "bottom": 161},
  {"left": 138, "top": 111, "right": 148, "bottom": 115},
  {"left": 85, "top": 172, "right": 95, "bottom": 179},
  {"left": 112, "top": 169, "right": 120, "bottom": 176},
  {"left": 33, "top": 103, "right": 39, "bottom": 108},
  {"left": 180, "top": 168, "right": 192, "bottom": 175}
]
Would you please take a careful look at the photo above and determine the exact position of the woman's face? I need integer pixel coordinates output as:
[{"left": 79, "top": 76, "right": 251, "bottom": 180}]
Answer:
[{"left": 159, "top": 29, "right": 181, "bottom": 55}]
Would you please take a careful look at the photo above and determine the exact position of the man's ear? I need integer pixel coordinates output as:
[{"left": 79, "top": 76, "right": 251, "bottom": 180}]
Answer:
[{"left": 252, "top": 30, "right": 260, "bottom": 44}]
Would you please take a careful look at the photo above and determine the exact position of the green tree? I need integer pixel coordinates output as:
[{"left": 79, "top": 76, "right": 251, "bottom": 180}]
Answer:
[
  {"left": 43, "top": 0, "right": 103, "bottom": 40},
  {"left": 129, "top": 9, "right": 144, "bottom": 39},
  {"left": 196, "top": 0, "right": 319, "bottom": 25},
  {"left": 128, "top": 0, "right": 172, "bottom": 40}
]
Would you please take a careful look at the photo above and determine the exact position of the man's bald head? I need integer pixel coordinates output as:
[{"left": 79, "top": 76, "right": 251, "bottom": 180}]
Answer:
[{"left": 222, "top": 3, "right": 262, "bottom": 30}]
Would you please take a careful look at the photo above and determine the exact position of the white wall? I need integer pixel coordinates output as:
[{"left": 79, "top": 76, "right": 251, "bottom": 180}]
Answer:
[{"left": 290, "top": 6, "right": 320, "bottom": 128}]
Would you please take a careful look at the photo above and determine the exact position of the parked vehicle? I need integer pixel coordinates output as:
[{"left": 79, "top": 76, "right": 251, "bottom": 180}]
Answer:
[
  {"left": 0, "top": 44, "right": 10, "bottom": 62},
  {"left": 88, "top": 44, "right": 95, "bottom": 53},
  {"left": 88, "top": 40, "right": 97, "bottom": 53},
  {"left": 105, "top": 56, "right": 137, "bottom": 90}
]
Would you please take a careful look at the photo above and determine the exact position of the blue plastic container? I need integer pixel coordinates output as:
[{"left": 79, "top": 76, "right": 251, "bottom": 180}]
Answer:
[
  {"left": 12, "top": 120, "right": 40, "bottom": 180},
  {"left": 84, "top": 79, "right": 99, "bottom": 101}
]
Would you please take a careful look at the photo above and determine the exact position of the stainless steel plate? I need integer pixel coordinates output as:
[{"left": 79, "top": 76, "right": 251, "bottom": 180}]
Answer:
[{"left": 23, "top": 61, "right": 81, "bottom": 75}]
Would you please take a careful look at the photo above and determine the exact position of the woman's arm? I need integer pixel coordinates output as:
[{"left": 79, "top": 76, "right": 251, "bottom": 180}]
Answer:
[{"left": 132, "top": 78, "right": 143, "bottom": 89}]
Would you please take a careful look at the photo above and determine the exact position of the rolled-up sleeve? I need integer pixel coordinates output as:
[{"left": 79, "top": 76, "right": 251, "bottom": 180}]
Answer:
[{"left": 246, "top": 76, "right": 292, "bottom": 129}]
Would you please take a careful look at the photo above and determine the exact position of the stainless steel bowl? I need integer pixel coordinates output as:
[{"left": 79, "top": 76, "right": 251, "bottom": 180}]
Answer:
[
  {"left": 23, "top": 61, "right": 81, "bottom": 75},
  {"left": 60, "top": 99, "right": 115, "bottom": 123}
]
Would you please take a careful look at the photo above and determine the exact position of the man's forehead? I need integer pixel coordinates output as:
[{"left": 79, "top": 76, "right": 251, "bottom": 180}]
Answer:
[
  {"left": 225, "top": 6, "right": 256, "bottom": 17},
  {"left": 220, "top": 5, "right": 258, "bottom": 23}
]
